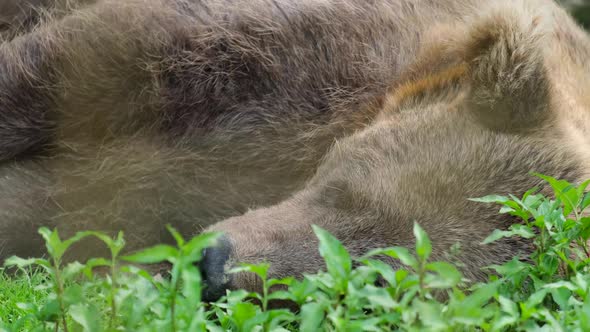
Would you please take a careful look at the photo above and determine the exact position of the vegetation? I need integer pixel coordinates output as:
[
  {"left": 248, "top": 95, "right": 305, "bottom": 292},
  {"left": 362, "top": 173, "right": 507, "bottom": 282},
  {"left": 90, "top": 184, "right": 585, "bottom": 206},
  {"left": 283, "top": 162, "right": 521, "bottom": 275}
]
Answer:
[
  {"left": 563, "top": 0, "right": 590, "bottom": 29},
  {"left": 0, "top": 174, "right": 589, "bottom": 331}
]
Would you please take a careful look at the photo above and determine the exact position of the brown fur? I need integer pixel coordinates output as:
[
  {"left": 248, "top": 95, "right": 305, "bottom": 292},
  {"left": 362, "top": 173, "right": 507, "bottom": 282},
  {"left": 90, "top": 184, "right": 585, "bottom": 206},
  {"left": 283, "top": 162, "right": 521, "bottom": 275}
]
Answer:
[
  {"left": 0, "top": 0, "right": 462, "bottom": 259},
  {"left": 0, "top": 1, "right": 47, "bottom": 36},
  {"left": 0, "top": 0, "right": 588, "bottom": 299},
  {"left": 206, "top": 0, "right": 590, "bottom": 295}
]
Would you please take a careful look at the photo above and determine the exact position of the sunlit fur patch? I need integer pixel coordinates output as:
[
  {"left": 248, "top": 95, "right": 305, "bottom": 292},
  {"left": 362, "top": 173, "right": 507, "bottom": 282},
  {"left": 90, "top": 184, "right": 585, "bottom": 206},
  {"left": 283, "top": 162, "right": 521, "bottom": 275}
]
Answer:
[{"left": 382, "top": 63, "right": 468, "bottom": 114}]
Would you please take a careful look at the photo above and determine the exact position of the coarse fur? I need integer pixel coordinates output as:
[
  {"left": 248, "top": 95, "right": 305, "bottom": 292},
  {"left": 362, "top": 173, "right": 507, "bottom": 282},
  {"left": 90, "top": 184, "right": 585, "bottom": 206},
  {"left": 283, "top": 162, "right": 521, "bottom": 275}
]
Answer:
[
  {"left": 204, "top": 0, "right": 590, "bottom": 296},
  {"left": 0, "top": 0, "right": 472, "bottom": 259},
  {"left": 0, "top": 0, "right": 588, "bottom": 299},
  {"left": 0, "top": 1, "right": 48, "bottom": 36}
]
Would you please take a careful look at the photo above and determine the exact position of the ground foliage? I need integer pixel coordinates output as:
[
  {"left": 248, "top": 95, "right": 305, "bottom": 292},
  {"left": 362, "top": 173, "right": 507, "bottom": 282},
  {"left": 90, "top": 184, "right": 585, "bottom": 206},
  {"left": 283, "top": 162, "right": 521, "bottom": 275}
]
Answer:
[{"left": 0, "top": 174, "right": 589, "bottom": 331}]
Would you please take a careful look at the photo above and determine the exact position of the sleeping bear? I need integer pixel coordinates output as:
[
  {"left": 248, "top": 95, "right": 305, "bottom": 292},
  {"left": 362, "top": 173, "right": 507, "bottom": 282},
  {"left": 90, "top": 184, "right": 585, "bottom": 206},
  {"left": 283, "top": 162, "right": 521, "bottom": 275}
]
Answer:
[{"left": 0, "top": 0, "right": 589, "bottom": 301}]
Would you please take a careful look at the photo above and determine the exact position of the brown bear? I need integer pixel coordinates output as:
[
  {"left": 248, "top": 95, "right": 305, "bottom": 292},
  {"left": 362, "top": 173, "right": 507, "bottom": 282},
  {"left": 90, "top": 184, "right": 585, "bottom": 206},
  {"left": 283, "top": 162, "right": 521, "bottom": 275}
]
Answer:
[
  {"left": 200, "top": 1, "right": 590, "bottom": 299},
  {"left": 0, "top": 0, "right": 465, "bottom": 259},
  {"left": 0, "top": 0, "right": 588, "bottom": 301}
]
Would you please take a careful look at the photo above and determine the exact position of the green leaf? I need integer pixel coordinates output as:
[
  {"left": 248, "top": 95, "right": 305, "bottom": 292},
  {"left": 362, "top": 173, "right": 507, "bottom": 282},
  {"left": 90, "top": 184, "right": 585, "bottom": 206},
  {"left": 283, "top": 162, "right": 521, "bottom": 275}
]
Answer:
[
  {"left": 469, "top": 195, "right": 510, "bottom": 204},
  {"left": 231, "top": 302, "right": 259, "bottom": 330},
  {"left": 45, "top": 229, "right": 95, "bottom": 262},
  {"left": 268, "top": 277, "right": 295, "bottom": 287},
  {"left": 498, "top": 296, "right": 519, "bottom": 317},
  {"left": 580, "top": 293, "right": 590, "bottom": 328},
  {"left": 482, "top": 229, "right": 513, "bottom": 244},
  {"left": 87, "top": 231, "right": 126, "bottom": 257},
  {"left": 535, "top": 174, "right": 579, "bottom": 216},
  {"left": 580, "top": 217, "right": 590, "bottom": 241},
  {"left": 525, "top": 289, "right": 549, "bottom": 308},
  {"left": 509, "top": 224, "right": 536, "bottom": 238},
  {"left": 414, "top": 300, "right": 446, "bottom": 329},
  {"left": 482, "top": 225, "right": 535, "bottom": 245},
  {"left": 62, "top": 261, "right": 85, "bottom": 280},
  {"left": 181, "top": 264, "right": 202, "bottom": 305},
  {"left": 82, "top": 258, "right": 110, "bottom": 279},
  {"left": 550, "top": 287, "right": 572, "bottom": 311},
  {"left": 362, "top": 247, "right": 418, "bottom": 269},
  {"left": 487, "top": 257, "right": 531, "bottom": 279},
  {"left": 413, "top": 223, "right": 432, "bottom": 261},
  {"left": 266, "top": 309, "right": 296, "bottom": 330},
  {"left": 63, "top": 284, "right": 84, "bottom": 306},
  {"left": 463, "top": 282, "right": 499, "bottom": 308},
  {"left": 577, "top": 179, "right": 590, "bottom": 199},
  {"left": 232, "top": 263, "right": 270, "bottom": 281},
  {"left": 492, "top": 314, "right": 518, "bottom": 330},
  {"left": 70, "top": 303, "right": 102, "bottom": 332},
  {"left": 582, "top": 191, "right": 590, "bottom": 212},
  {"left": 357, "top": 285, "right": 396, "bottom": 309},
  {"left": 37, "top": 299, "right": 60, "bottom": 322},
  {"left": 543, "top": 280, "right": 577, "bottom": 291},
  {"left": 312, "top": 225, "right": 352, "bottom": 290},
  {"left": 121, "top": 244, "right": 178, "bottom": 264},
  {"left": 112, "top": 231, "right": 126, "bottom": 256},
  {"left": 183, "top": 232, "right": 223, "bottom": 262},
  {"left": 300, "top": 303, "right": 325, "bottom": 332},
  {"left": 539, "top": 254, "right": 559, "bottom": 276},
  {"left": 223, "top": 289, "right": 251, "bottom": 306},
  {"left": 499, "top": 206, "right": 516, "bottom": 214},
  {"left": 425, "top": 262, "right": 462, "bottom": 288},
  {"left": 522, "top": 187, "right": 541, "bottom": 201},
  {"left": 286, "top": 278, "right": 319, "bottom": 304},
  {"left": 361, "top": 259, "right": 398, "bottom": 287},
  {"left": 3, "top": 256, "right": 51, "bottom": 270},
  {"left": 166, "top": 224, "right": 185, "bottom": 247},
  {"left": 267, "top": 290, "right": 296, "bottom": 302},
  {"left": 38, "top": 227, "right": 63, "bottom": 259}
]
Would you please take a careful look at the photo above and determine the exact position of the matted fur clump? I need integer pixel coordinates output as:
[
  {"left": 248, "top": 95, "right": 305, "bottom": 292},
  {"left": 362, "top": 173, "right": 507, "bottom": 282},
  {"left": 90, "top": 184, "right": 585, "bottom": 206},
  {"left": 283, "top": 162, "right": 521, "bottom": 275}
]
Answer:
[{"left": 0, "top": 0, "right": 589, "bottom": 300}]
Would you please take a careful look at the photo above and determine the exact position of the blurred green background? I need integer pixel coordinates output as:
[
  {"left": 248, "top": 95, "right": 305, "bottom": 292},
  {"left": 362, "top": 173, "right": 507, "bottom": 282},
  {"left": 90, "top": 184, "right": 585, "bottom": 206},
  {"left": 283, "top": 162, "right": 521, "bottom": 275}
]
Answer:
[{"left": 563, "top": 0, "right": 590, "bottom": 29}]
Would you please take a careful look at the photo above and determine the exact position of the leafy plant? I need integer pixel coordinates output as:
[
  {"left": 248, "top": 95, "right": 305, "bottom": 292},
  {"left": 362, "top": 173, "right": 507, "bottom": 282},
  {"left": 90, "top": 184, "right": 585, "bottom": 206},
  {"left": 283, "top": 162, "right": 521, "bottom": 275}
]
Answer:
[{"left": 0, "top": 175, "right": 588, "bottom": 331}]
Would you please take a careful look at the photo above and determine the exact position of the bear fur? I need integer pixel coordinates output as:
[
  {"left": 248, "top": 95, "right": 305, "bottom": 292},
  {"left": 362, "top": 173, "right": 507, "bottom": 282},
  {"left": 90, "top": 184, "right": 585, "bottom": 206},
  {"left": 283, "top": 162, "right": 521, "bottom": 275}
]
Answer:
[
  {"left": 0, "top": 0, "right": 589, "bottom": 298},
  {"left": 203, "top": 0, "right": 590, "bottom": 296}
]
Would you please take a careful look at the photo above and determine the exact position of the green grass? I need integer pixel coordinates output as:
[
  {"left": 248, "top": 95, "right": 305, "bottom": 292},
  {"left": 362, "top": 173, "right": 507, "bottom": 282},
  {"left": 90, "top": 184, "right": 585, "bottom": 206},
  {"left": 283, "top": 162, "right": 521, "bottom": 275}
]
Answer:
[
  {"left": 0, "top": 174, "right": 589, "bottom": 331},
  {"left": 0, "top": 271, "right": 51, "bottom": 328}
]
